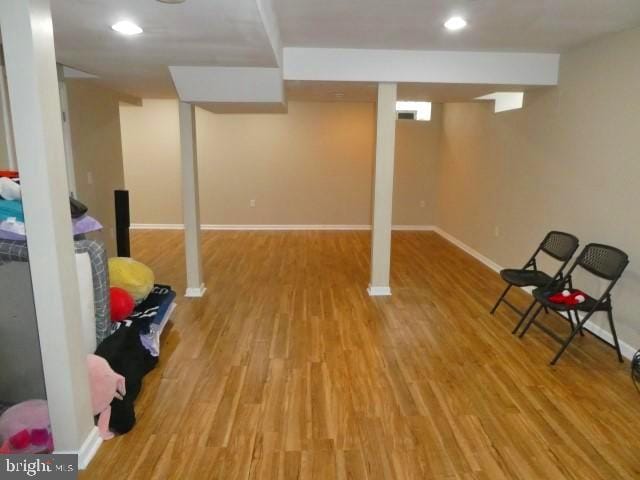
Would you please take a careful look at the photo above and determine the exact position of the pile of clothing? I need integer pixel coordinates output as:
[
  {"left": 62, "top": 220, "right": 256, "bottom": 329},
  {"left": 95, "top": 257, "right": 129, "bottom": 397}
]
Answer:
[
  {"left": 0, "top": 171, "right": 102, "bottom": 240},
  {"left": 90, "top": 257, "right": 176, "bottom": 438}
]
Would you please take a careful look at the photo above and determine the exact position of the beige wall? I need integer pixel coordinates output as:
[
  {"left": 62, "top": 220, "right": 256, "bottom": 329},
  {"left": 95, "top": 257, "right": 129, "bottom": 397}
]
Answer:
[
  {"left": 394, "top": 104, "right": 441, "bottom": 226},
  {"left": 66, "top": 79, "right": 125, "bottom": 256},
  {"left": 198, "top": 101, "right": 375, "bottom": 225},
  {"left": 437, "top": 26, "right": 640, "bottom": 348},
  {"left": 121, "top": 100, "right": 439, "bottom": 227},
  {"left": 121, "top": 99, "right": 182, "bottom": 225}
]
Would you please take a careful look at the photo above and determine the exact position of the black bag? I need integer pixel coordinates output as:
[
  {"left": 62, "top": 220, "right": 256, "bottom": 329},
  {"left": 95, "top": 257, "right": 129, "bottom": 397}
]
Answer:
[{"left": 70, "top": 197, "right": 88, "bottom": 218}]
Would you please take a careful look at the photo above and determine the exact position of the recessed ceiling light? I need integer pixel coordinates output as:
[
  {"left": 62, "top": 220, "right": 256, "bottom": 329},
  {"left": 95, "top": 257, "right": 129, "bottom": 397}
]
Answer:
[
  {"left": 111, "top": 20, "right": 143, "bottom": 36},
  {"left": 157, "top": 0, "right": 187, "bottom": 3},
  {"left": 444, "top": 16, "right": 467, "bottom": 31}
]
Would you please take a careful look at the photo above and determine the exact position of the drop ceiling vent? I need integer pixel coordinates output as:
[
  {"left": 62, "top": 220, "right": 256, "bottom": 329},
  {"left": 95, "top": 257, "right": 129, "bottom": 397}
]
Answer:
[{"left": 397, "top": 111, "right": 416, "bottom": 120}]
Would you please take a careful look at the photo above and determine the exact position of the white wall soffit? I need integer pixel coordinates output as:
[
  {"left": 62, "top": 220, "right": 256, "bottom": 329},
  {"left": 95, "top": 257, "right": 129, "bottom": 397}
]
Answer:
[
  {"left": 62, "top": 66, "right": 98, "bottom": 79},
  {"left": 476, "top": 91, "right": 524, "bottom": 112},
  {"left": 169, "top": 0, "right": 284, "bottom": 105},
  {"left": 256, "top": 0, "right": 283, "bottom": 67},
  {"left": 169, "top": 66, "right": 285, "bottom": 103},
  {"left": 283, "top": 48, "right": 560, "bottom": 86}
]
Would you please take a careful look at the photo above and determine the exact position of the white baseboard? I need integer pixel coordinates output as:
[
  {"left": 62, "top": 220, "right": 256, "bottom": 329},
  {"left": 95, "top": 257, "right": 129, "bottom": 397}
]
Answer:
[
  {"left": 583, "top": 322, "right": 636, "bottom": 359},
  {"left": 433, "top": 227, "right": 502, "bottom": 273},
  {"left": 368, "top": 285, "right": 392, "bottom": 296},
  {"left": 185, "top": 284, "right": 207, "bottom": 297},
  {"left": 131, "top": 223, "right": 184, "bottom": 230},
  {"left": 130, "top": 223, "right": 435, "bottom": 232},
  {"left": 78, "top": 426, "right": 102, "bottom": 470},
  {"left": 433, "top": 227, "right": 637, "bottom": 359},
  {"left": 392, "top": 225, "right": 435, "bottom": 231}
]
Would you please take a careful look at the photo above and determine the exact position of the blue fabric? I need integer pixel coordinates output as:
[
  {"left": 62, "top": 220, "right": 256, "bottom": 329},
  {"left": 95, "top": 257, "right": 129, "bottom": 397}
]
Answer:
[
  {"left": 125, "top": 284, "right": 176, "bottom": 334},
  {"left": 0, "top": 199, "right": 24, "bottom": 222}
]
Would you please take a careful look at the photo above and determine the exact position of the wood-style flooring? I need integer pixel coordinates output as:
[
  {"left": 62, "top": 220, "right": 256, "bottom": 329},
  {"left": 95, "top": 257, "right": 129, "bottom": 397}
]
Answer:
[{"left": 81, "top": 231, "right": 640, "bottom": 479}]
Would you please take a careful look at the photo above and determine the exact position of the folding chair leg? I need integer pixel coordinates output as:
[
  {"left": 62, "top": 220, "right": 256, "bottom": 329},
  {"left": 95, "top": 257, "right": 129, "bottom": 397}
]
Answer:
[
  {"left": 568, "top": 310, "right": 584, "bottom": 336},
  {"left": 550, "top": 312, "right": 594, "bottom": 365},
  {"left": 519, "top": 304, "right": 544, "bottom": 338},
  {"left": 575, "top": 311, "right": 584, "bottom": 336},
  {"left": 606, "top": 308, "right": 624, "bottom": 363},
  {"left": 511, "top": 298, "right": 537, "bottom": 335},
  {"left": 491, "top": 284, "right": 512, "bottom": 314}
]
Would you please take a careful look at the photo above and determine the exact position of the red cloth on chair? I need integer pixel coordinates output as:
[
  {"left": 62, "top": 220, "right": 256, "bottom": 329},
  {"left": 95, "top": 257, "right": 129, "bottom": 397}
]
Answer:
[{"left": 547, "top": 289, "right": 586, "bottom": 305}]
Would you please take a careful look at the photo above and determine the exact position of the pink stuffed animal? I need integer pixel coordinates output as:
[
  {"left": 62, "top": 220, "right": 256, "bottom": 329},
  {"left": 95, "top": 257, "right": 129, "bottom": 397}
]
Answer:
[
  {"left": 87, "top": 354, "right": 126, "bottom": 440},
  {"left": 0, "top": 399, "right": 53, "bottom": 453}
]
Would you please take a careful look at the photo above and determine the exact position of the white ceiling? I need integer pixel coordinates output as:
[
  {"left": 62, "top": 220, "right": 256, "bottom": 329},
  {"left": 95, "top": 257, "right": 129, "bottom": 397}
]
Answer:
[
  {"left": 45, "top": 0, "right": 640, "bottom": 99},
  {"left": 274, "top": 0, "right": 640, "bottom": 53},
  {"left": 51, "top": 0, "right": 278, "bottom": 98}
]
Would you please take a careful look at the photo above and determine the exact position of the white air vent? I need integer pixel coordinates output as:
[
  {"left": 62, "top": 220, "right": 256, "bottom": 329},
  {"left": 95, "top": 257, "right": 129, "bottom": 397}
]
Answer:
[{"left": 397, "top": 111, "right": 416, "bottom": 120}]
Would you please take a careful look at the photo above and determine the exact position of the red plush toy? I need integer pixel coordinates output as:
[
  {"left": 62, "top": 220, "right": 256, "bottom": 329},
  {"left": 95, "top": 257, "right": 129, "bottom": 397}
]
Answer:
[
  {"left": 110, "top": 287, "right": 134, "bottom": 322},
  {"left": 548, "top": 289, "right": 586, "bottom": 305}
]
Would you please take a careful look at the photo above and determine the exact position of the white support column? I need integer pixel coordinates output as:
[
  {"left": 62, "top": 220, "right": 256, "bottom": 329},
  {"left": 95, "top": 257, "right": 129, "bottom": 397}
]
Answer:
[
  {"left": 179, "top": 101, "right": 206, "bottom": 297},
  {"left": 0, "top": 66, "right": 17, "bottom": 170},
  {"left": 0, "top": 0, "right": 95, "bottom": 458},
  {"left": 368, "top": 82, "right": 397, "bottom": 296},
  {"left": 57, "top": 65, "right": 77, "bottom": 196}
]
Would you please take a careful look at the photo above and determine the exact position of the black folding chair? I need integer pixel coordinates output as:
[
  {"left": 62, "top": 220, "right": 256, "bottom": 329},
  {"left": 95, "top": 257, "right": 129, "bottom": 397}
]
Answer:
[
  {"left": 490, "top": 231, "right": 579, "bottom": 334},
  {"left": 519, "top": 243, "right": 629, "bottom": 365}
]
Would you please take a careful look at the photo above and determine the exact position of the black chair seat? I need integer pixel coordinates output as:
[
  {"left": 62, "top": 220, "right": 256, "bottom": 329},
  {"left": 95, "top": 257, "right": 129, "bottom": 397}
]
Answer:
[
  {"left": 532, "top": 288, "right": 602, "bottom": 312},
  {"left": 500, "top": 269, "right": 553, "bottom": 287}
]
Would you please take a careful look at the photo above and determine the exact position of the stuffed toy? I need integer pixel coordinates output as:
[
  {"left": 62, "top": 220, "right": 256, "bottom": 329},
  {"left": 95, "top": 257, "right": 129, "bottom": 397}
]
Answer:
[
  {"left": 0, "top": 177, "right": 21, "bottom": 201},
  {"left": 108, "top": 257, "right": 155, "bottom": 303},
  {"left": 0, "top": 400, "right": 53, "bottom": 454},
  {"left": 110, "top": 287, "right": 135, "bottom": 322},
  {"left": 548, "top": 289, "right": 587, "bottom": 305},
  {"left": 87, "top": 354, "right": 126, "bottom": 440}
]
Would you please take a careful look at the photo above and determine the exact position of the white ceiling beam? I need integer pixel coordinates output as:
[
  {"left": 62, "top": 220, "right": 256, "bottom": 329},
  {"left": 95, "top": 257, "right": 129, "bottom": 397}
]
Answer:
[
  {"left": 256, "top": 0, "right": 283, "bottom": 67},
  {"left": 169, "top": 66, "right": 284, "bottom": 104},
  {"left": 169, "top": 0, "right": 285, "bottom": 107},
  {"left": 283, "top": 48, "right": 560, "bottom": 86},
  {"left": 62, "top": 66, "right": 99, "bottom": 79},
  {"left": 476, "top": 91, "right": 525, "bottom": 112}
]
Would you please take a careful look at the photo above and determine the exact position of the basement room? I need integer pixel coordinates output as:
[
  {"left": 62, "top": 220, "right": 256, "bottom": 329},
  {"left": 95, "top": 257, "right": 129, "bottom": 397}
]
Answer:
[{"left": 0, "top": 1, "right": 639, "bottom": 478}]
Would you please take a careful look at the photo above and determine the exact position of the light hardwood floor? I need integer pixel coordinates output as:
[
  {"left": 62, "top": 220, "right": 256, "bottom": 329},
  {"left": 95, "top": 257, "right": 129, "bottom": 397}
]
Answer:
[{"left": 82, "top": 231, "right": 640, "bottom": 480}]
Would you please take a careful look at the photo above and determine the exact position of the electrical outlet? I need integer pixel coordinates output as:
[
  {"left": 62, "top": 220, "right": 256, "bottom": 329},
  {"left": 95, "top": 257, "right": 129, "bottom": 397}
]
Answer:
[
  {"left": 419, "top": 200, "right": 426, "bottom": 208},
  {"left": 249, "top": 199, "right": 256, "bottom": 208},
  {"left": 494, "top": 226, "right": 500, "bottom": 237},
  {"left": 87, "top": 172, "right": 94, "bottom": 185}
]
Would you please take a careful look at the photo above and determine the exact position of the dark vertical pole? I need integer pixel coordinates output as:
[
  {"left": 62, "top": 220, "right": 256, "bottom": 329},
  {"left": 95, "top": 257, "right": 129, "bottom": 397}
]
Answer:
[{"left": 114, "top": 189, "right": 130, "bottom": 257}]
